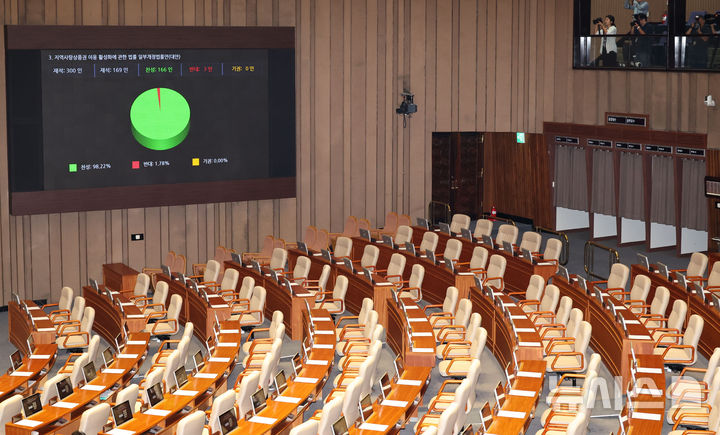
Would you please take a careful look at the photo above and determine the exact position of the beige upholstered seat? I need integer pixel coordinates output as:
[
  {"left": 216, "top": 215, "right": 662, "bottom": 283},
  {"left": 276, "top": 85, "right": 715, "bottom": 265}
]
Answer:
[
  {"left": 614, "top": 274, "right": 651, "bottom": 314},
  {"left": 668, "top": 388, "right": 720, "bottom": 433},
  {"left": 207, "top": 389, "right": 236, "bottom": 434},
  {"left": 677, "top": 252, "right": 709, "bottom": 282},
  {"left": 336, "top": 310, "right": 378, "bottom": 355},
  {"left": 495, "top": 224, "right": 519, "bottom": 246},
  {"left": 333, "top": 341, "right": 382, "bottom": 391},
  {"left": 138, "top": 280, "right": 168, "bottom": 314},
  {"left": 438, "top": 327, "right": 487, "bottom": 377},
  {"left": 144, "top": 294, "right": 182, "bottom": 336},
  {"left": 78, "top": 403, "right": 111, "bottom": 435},
  {"left": 334, "top": 236, "right": 353, "bottom": 259},
  {"left": 457, "top": 246, "right": 488, "bottom": 278},
  {"left": 317, "top": 396, "right": 344, "bottom": 435},
  {"left": 359, "top": 245, "right": 380, "bottom": 270},
  {"left": 449, "top": 214, "right": 471, "bottom": 234},
  {"left": 513, "top": 274, "right": 545, "bottom": 308},
  {"left": 442, "top": 239, "right": 463, "bottom": 264},
  {"left": 52, "top": 295, "right": 84, "bottom": 325},
  {"left": 654, "top": 314, "right": 704, "bottom": 366},
  {"left": 231, "top": 286, "right": 266, "bottom": 326},
  {"left": 176, "top": 411, "right": 206, "bottom": 435},
  {"left": 436, "top": 312, "right": 481, "bottom": 358},
  {"left": 432, "top": 298, "right": 471, "bottom": 339},
  {"left": 269, "top": 248, "right": 288, "bottom": 273},
  {"left": 427, "top": 359, "right": 481, "bottom": 413},
  {"left": 127, "top": 272, "right": 150, "bottom": 299},
  {"left": 234, "top": 370, "right": 260, "bottom": 417},
  {"left": 473, "top": 219, "right": 493, "bottom": 239},
  {"left": 416, "top": 401, "right": 459, "bottom": 435},
  {"left": 304, "top": 264, "right": 331, "bottom": 296},
  {"left": 667, "top": 367, "right": 720, "bottom": 425},
  {"left": 287, "top": 255, "right": 311, "bottom": 284},
  {"left": 383, "top": 253, "right": 406, "bottom": 285},
  {"left": 532, "top": 295, "right": 572, "bottom": 326},
  {"left": 40, "top": 374, "right": 66, "bottom": 405},
  {"left": 0, "top": 394, "right": 22, "bottom": 434},
  {"left": 57, "top": 306, "right": 94, "bottom": 349},
  {"left": 69, "top": 353, "right": 89, "bottom": 388},
  {"left": 247, "top": 338, "right": 282, "bottom": 393},
  {"left": 545, "top": 320, "right": 592, "bottom": 373},
  {"left": 140, "top": 367, "right": 164, "bottom": 408},
  {"left": 395, "top": 225, "right": 413, "bottom": 245},
  {"left": 545, "top": 355, "right": 601, "bottom": 404},
  {"left": 398, "top": 264, "right": 425, "bottom": 301},
  {"left": 542, "top": 238, "right": 563, "bottom": 263},
  {"left": 152, "top": 334, "right": 190, "bottom": 366},
  {"left": 315, "top": 275, "right": 348, "bottom": 314},
  {"left": 222, "top": 275, "right": 254, "bottom": 306},
  {"left": 337, "top": 324, "right": 383, "bottom": 371},
  {"left": 336, "top": 298, "right": 373, "bottom": 336},
  {"left": 289, "top": 419, "right": 319, "bottom": 435},
  {"left": 520, "top": 283, "right": 559, "bottom": 315},
  {"left": 519, "top": 231, "right": 542, "bottom": 253},
  {"left": 339, "top": 376, "right": 363, "bottom": 424},
  {"left": 667, "top": 347, "right": 720, "bottom": 402},
  {"left": 649, "top": 299, "right": 687, "bottom": 344},
  {"left": 424, "top": 287, "right": 459, "bottom": 320},
  {"left": 639, "top": 286, "right": 670, "bottom": 327},
  {"left": 593, "top": 262, "right": 629, "bottom": 293},
  {"left": 43, "top": 286, "right": 73, "bottom": 319},
  {"left": 59, "top": 334, "right": 100, "bottom": 374},
  {"left": 419, "top": 379, "right": 471, "bottom": 433},
  {"left": 115, "top": 384, "right": 139, "bottom": 413},
  {"left": 205, "top": 267, "right": 239, "bottom": 298},
  {"left": 242, "top": 310, "right": 284, "bottom": 354},
  {"left": 419, "top": 231, "right": 439, "bottom": 254},
  {"left": 705, "top": 261, "right": 720, "bottom": 295},
  {"left": 481, "top": 254, "right": 507, "bottom": 291},
  {"left": 541, "top": 308, "right": 583, "bottom": 350},
  {"left": 196, "top": 259, "right": 220, "bottom": 283}
]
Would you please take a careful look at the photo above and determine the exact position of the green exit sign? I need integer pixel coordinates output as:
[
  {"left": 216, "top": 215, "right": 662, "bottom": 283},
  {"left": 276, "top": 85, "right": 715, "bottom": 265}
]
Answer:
[{"left": 516, "top": 132, "right": 526, "bottom": 143}]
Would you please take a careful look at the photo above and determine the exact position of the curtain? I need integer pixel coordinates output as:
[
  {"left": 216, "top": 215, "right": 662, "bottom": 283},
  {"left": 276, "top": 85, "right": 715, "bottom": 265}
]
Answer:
[
  {"left": 591, "top": 149, "right": 615, "bottom": 215},
  {"left": 681, "top": 158, "right": 707, "bottom": 231},
  {"left": 554, "top": 145, "right": 588, "bottom": 210},
  {"left": 618, "top": 152, "right": 644, "bottom": 220},
  {"left": 650, "top": 155, "right": 675, "bottom": 225}
]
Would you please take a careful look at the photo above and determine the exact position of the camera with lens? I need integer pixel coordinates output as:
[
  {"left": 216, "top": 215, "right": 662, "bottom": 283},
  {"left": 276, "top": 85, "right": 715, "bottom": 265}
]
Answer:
[
  {"left": 630, "top": 14, "right": 639, "bottom": 28},
  {"left": 592, "top": 17, "right": 603, "bottom": 25}
]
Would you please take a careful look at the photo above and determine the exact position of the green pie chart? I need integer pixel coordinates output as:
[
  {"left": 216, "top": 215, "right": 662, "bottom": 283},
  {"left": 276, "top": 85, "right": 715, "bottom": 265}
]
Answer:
[{"left": 130, "top": 88, "right": 190, "bottom": 151}]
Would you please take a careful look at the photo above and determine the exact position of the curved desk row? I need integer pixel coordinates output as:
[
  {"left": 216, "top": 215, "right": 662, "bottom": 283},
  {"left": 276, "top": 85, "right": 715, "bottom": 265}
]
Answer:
[
  {"left": 6, "top": 333, "right": 149, "bottom": 435},
  {"left": 82, "top": 285, "right": 147, "bottom": 344},
  {"left": 630, "top": 264, "right": 720, "bottom": 359}
]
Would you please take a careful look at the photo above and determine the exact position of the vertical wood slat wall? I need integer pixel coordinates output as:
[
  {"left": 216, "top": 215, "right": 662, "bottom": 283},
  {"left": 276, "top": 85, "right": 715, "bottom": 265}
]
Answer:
[{"left": 2, "top": 0, "right": 720, "bottom": 304}]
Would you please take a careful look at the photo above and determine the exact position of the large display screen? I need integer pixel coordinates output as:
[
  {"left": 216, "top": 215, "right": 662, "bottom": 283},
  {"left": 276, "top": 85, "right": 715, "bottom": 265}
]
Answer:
[{"left": 6, "top": 26, "right": 295, "bottom": 214}]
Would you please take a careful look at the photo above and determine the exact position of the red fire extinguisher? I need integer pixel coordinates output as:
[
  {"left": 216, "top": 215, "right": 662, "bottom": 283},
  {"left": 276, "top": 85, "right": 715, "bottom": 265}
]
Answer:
[{"left": 490, "top": 206, "right": 497, "bottom": 221}]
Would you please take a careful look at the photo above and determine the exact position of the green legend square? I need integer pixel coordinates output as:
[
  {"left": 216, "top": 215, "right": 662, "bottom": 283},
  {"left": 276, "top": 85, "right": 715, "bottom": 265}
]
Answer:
[{"left": 68, "top": 163, "right": 77, "bottom": 173}]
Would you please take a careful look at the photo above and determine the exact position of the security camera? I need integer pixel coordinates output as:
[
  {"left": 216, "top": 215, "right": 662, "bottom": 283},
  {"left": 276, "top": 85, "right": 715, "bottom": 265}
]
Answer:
[{"left": 705, "top": 94, "right": 716, "bottom": 107}]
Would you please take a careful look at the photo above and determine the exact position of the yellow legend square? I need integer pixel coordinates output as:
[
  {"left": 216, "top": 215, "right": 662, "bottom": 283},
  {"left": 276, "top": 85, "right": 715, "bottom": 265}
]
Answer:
[{"left": 192, "top": 158, "right": 200, "bottom": 166}]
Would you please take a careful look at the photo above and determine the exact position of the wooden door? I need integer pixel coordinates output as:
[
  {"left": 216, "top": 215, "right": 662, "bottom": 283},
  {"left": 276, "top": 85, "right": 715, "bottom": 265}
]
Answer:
[{"left": 431, "top": 132, "right": 484, "bottom": 219}]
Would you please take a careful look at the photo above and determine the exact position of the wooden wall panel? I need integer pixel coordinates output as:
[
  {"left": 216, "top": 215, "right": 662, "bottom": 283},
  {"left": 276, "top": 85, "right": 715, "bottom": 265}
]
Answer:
[{"left": 1, "top": 0, "right": 719, "bottom": 303}]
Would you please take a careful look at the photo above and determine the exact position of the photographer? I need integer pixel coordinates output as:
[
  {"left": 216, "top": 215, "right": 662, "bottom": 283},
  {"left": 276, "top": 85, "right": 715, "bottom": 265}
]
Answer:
[
  {"left": 630, "top": 13, "right": 651, "bottom": 67},
  {"left": 686, "top": 14, "right": 712, "bottom": 68},
  {"left": 594, "top": 15, "right": 618, "bottom": 67}
]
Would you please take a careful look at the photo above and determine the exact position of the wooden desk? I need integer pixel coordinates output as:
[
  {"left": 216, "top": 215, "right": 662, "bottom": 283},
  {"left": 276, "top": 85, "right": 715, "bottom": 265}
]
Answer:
[
  {"left": 284, "top": 250, "right": 396, "bottom": 327},
  {"left": 102, "top": 263, "right": 139, "bottom": 292},
  {"left": 9, "top": 301, "right": 57, "bottom": 351},
  {"left": 386, "top": 298, "right": 436, "bottom": 368},
  {"left": 102, "top": 324, "right": 239, "bottom": 435},
  {"left": 552, "top": 274, "right": 655, "bottom": 385},
  {"left": 6, "top": 333, "right": 149, "bottom": 435},
  {"left": 486, "top": 360, "right": 546, "bottom": 435},
  {"left": 631, "top": 264, "right": 720, "bottom": 359},
  {"left": 623, "top": 354, "right": 665, "bottom": 434},
  {"left": 0, "top": 344, "right": 57, "bottom": 403},
  {"left": 229, "top": 309, "right": 336, "bottom": 434},
  {"left": 224, "top": 261, "right": 318, "bottom": 340},
  {"left": 156, "top": 274, "right": 231, "bottom": 342},
  {"left": 351, "top": 237, "right": 475, "bottom": 304},
  {"left": 82, "top": 286, "right": 145, "bottom": 345},
  {"left": 409, "top": 227, "right": 557, "bottom": 294}
]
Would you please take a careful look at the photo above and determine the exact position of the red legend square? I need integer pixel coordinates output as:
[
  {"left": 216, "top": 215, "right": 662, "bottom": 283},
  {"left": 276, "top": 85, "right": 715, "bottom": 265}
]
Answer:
[{"left": 131, "top": 161, "right": 140, "bottom": 169}]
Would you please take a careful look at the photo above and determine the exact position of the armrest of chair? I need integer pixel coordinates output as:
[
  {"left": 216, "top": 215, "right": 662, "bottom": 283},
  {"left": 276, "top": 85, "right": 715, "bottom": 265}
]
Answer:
[
  {"left": 529, "top": 311, "right": 555, "bottom": 323},
  {"left": 59, "top": 331, "right": 90, "bottom": 348},
  {"left": 335, "top": 315, "right": 359, "bottom": 327},
  {"left": 57, "top": 321, "right": 81, "bottom": 335},
  {"left": 338, "top": 324, "right": 363, "bottom": 340},
  {"left": 517, "top": 300, "right": 540, "bottom": 309},
  {"left": 143, "top": 303, "right": 166, "bottom": 313},
  {"left": 429, "top": 314, "right": 454, "bottom": 327},
  {"left": 445, "top": 357, "right": 474, "bottom": 376},
  {"left": 436, "top": 325, "right": 467, "bottom": 342},
  {"left": 42, "top": 302, "right": 59, "bottom": 311},
  {"left": 245, "top": 327, "right": 270, "bottom": 343},
  {"left": 150, "top": 318, "right": 178, "bottom": 335},
  {"left": 546, "top": 337, "right": 576, "bottom": 354},
  {"left": 548, "top": 352, "right": 584, "bottom": 371},
  {"left": 422, "top": 304, "right": 444, "bottom": 314},
  {"left": 319, "top": 298, "right": 344, "bottom": 312},
  {"left": 442, "top": 341, "right": 471, "bottom": 360},
  {"left": 653, "top": 331, "right": 683, "bottom": 346},
  {"left": 661, "top": 344, "right": 696, "bottom": 364},
  {"left": 482, "top": 276, "right": 504, "bottom": 290}
]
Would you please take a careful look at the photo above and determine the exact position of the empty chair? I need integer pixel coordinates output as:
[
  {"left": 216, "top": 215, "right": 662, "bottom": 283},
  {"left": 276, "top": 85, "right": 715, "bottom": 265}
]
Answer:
[
  {"left": 144, "top": 294, "right": 182, "bottom": 336},
  {"left": 152, "top": 334, "right": 190, "bottom": 366},
  {"left": 379, "top": 253, "right": 406, "bottom": 286},
  {"left": 269, "top": 248, "right": 288, "bottom": 273},
  {"left": 545, "top": 355, "right": 601, "bottom": 404},
  {"left": 207, "top": 389, "right": 236, "bottom": 434},
  {"left": 540, "top": 238, "right": 563, "bottom": 264},
  {"left": 115, "top": 384, "right": 139, "bottom": 411},
  {"left": 395, "top": 225, "right": 413, "bottom": 245},
  {"left": 221, "top": 275, "right": 254, "bottom": 306},
  {"left": 59, "top": 334, "right": 100, "bottom": 373},
  {"left": 140, "top": 367, "right": 164, "bottom": 408},
  {"left": 333, "top": 236, "right": 353, "bottom": 259},
  {"left": 419, "top": 231, "right": 439, "bottom": 254},
  {"left": 591, "top": 263, "right": 630, "bottom": 293},
  {"left": 137, "top": 280, "right": 168, "bottom": 314},
  {"left": 52, "top": 295, "right": 84, "bottom": 325},
  {"left": 234, "top": 371, "right": 260, "bottom": 417},
  {"left": 398, "top": 214, "right": 412, "bottom": 227},
  {"left": 438, "top": 327, "right": 487, "bottom": 377},
  {"left": 432, "top": 298, "right": 472, "bottom": 339},
  {"left": 397, "top": 264, "right": 425, "bottom": 301},
  {"left": 520, "top": 284, "right": 559, "bottom": 315},
  {"left": 242, "top": 234, "right": 274, "bottom": 263},
  {"left": 77, "top": 403, "right": 111, "bottom": 435},
  {"left": 176, "top": 411, "right": 206, "bottom": 435},
  {"left": 436, "top": 312, "right": 481, "bottom": 358},
  {"left": 417, "top": 402, "right": 460, "bottom": 435},
  {"left": 142, "top": 250, "right": 175, "bottom": 287},
  {"left": 242, "top": 310, "right": 284, "bottom": 354},
  {"left": 339, "top": 377, "right": 363, "bottom": 425},
  {"left": 637, "top": 286, "right": 670, "bottom": 325},
  {"left": 281, "top": 255, "right": 311, "bottom": 285},
  {"left": 317, "top": 396, "right": 344, "bottom": 435},
  {"left": 338, "top": 324, "right": 384, "bottom": 370},
  {"left": 442, "top": 239, "right": 463, "bottom": 264},
  {"left": 230, "top": 286, "right": 266, "bottom": 327},
  {"left": 336, "top": 298, "right": 373, "bottom": 337},
  {"left": 172, "top": 253, "right": 187, "bottom": 275},
  {"left": 540, "top": 308, "right": 583, "bottom": 350},
  {"left": 495, "top": 224, "right": 519, "bottom": 246},
  {"left": 0, "top": 394, "right": 22, "bottom": 435},
  {"left": 456, "top": 246, "right": 488, "bottom": 278},
  {"left": 123, "top": 272, "right": 150, "bottom": 300},
  {"left": 482, "top": 254, "right": 507, "bottom": 290},
  {"left": 329, "top": 216, "right": 359, "bottom": 242},
  {"left": 40, "top": 374, "right": 66, "bottom": 405},
  {"left": 427, "top": 359, "right": 482, "bottom": 412},
  {"left": 336, "top": 310, "right": 378, "bottom": 355},
  {"left": 313, "top": 229, "right": 330, "bottom": 251},
  {"left": 356, "top": 244, "right": 379, "bottom": 270},
  {"left": 672, "top": 252, "right": 709, "bottom": 284},
  {"left": 667, "top": 347, "right": 720, "bottom": 402},
  {"left": 449, "top": 214, "right": 471, "bottom": 234},
  {"left": 424, "top": 287, "right": 459, "bottom": 319},
  {"left": 654, "top": 314, "right": 704, "bottom": 367},
  {"left": 704, "top": 261, "right": 720, "bottom": 296},
  {"left": 160, "top": 348, "right": 182, "bottom": 392},
  {"left": 648, "top": 299, "right": 687, "bottom": 344},
  {"left": 289, "top": 419, "right": 319, "bottom": 435},
  {"left": 42, "top": 286, "right": 73, "bottom": 318},
  {"left": 315, "top": 275, "right": 348, "bottom": 315},
  {"left": 420, "top": 379, "right": 471, "bottom": 433},
  {"left": 377, "top": 211, "right": 399, "bottom": 237},
  {"left": 304, "top": 264, "right": 331, "bottom": 295},
  {"left": 518, "top": 231, "right": 542, "bottom": 253},
  {"left": 511, "top": 274, "right": 546, "bottom": 308},
  {"left": 57, "top": 307, "right": 95, "bottom": 349},
  {"left": 666, "top": 367, "right": 720, "bottom": 425},
  {"left": 532, "top": 295, "right": 572, "bottom": 326},
  {"left": 473, "top": 219, "right": 493, "bottom": 240},
  {"left": 608, "top": 274, "right": 650, "bottom": 308},
  {"left": 69, "top": 353, "right": 89, "bottom": 388},
  {"left": 191, "top": 259, "right": 220, "bottom": 284},
  {"left": 545, "top": 321, "right": 592, "bottom": 373},
  {"left": 203, "top": 267, "right": 239, "bottom": 298}
]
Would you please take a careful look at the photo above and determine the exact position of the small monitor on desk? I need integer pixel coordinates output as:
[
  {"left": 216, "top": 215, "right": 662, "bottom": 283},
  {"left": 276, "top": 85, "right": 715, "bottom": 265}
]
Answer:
[
  {"left": 82, "top": 361, "right": 97, "bottom": 384},
  {"left": 56, "top": 376, "right": 73, "bottom": 401},
  {"left": 332, "top": 416, "right": 349, "bottom": 435},
  {"left": 161, "top": 264, "right": 172, "bottom": 277},
  {"left": 359, "top": 228, "right": 371, "bottom": 241},
  {"left": 219, "top": 409, "right": 238, "bottom": 434},
  {"left": 342, "top": 257, "right": 355, "bottom": 273},
  {"left": 656, "top": 262, "right": 669, "bottom": 279},
  {"left": 321, "top": 249, "right": 332, "bottom": 262},
  {"left": 22, "top": 393, "right": 42, "bottom": 418},
  {"left": 291, "top": 353, "right": 303, "bottom": 376},
  {"left": 636, "top": 253, "right": 650, "bottom": 270},
  {"left": 502, "top": 241, "right": 513, "bottom": 255},
  {"left": 102, "top": 347, "right": 114, "bottom": 368},
  {"left": 438, "top": 222, "right": 451, "bottom": 236},
  {"left": 231, "top": 252, "right": 242, "bottom": 264},
  {"left": 251, "top": 389, "right": 267, "bottom": 415},
  {"left": 274, "top": 370, "right": 288, "bottom": 395},
  {"left": 557, "top": 265, "right": 569, "bottom": 282},
  {"left": 444, "top": 257, "right": 455, "bottom": 274},
  {"left": 89, "top": 278, "right": 99, "bottom": 291},
  {"left": 269, "top": 269, "right": 279, "bottom": 283},
  {"left": 251, "top": 260, "right": 262, "bottom": 274},
  {"left": 425, "top": 249, "right": 436, "bottom": 264},
  {"left": 378, "top": 372, "right": 392, "bottom": 402},
  {"left": 10, "top": 350, "right": 22, "bottom": 371},
  {"left": 416, "top": 217, "right": 429, "bottom": 229},
  {"left": 405, "top": 242, "right": 416, "bottom": 256},
  {"left": 104, "top": 287, "right": 115, "bottom": 304},
  {"left": 522, "top": 248, "right": 533, "bottom": 263},
  {"left": 677, "top": 273, "right": 688, "bottom": 290},
  {"left": 362, "top": 267, "right": 375, "bottom": 284},
  {"left": 461, "top": 228, "right": 473, "bottom": 242},
  {"left": 482, "top": 234, "right": 494, "bottom": 249},
  {"left": 146, "top": 382, "right": 164, "bottom": 407},
  {"left": 111, "top": 401, "right": 133, "bottom": 426},
  {"left": 174, "top": 366, "right": 188, "bottom": 389},
  {"left": 193, "top": 351, "right": 204, "bottom": 372},
  {"left": 359, "top": 393, "right": 373, "bottom": 422},
  {"left": 382, "top": 235, "right": 394, "bottom": 248},
  {"left": 297, "top": 241, "right": 309, "bottom": 254},
  {"left": 577, "top": 276, "right": 588, "bottom": 294}
]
